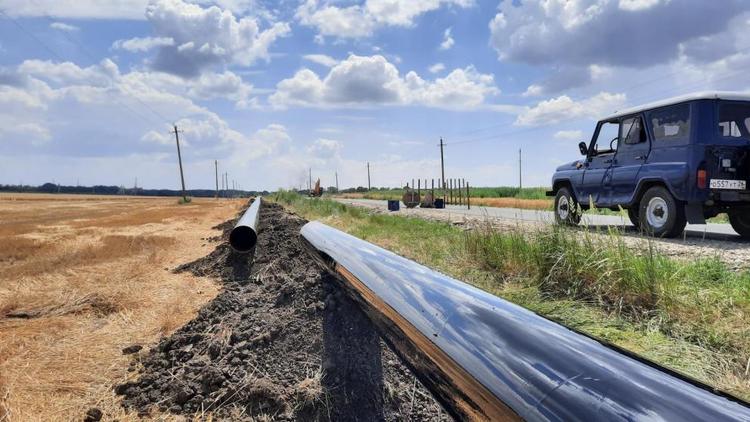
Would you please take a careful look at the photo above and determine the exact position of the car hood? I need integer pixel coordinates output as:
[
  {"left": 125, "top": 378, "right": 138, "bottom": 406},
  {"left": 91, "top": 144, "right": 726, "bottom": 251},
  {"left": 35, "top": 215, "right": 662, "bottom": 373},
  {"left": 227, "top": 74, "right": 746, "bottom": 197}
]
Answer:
[{"left": 556, "top": 160, "right": 583, "bottom": 171}]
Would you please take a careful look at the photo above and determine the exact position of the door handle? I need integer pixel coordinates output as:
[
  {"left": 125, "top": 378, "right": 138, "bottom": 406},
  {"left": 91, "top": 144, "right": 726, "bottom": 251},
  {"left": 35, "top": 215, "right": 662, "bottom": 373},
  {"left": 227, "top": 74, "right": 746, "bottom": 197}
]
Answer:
[
  {"left": 604, "top": 158, "right": 613, "bottom": 164},
  {"left": 635, "top": 155, "right": 646, "bottom": 160}
]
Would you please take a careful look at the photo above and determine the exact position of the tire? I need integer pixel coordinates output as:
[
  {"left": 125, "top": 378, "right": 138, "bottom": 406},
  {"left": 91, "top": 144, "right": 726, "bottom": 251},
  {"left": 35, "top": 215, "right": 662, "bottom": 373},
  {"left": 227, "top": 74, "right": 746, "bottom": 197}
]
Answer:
[
  {"left": 554, "top": 187, "right": 581, "bottom": 226},
  {"left": 728, "top": 210, "right": 750, "bottom": 239},
  {"left": 627, "top": 207, "right": 640, "bottom": 228},
  {"left": 638, "top": 186, "right": 686, "bottom": 237}
]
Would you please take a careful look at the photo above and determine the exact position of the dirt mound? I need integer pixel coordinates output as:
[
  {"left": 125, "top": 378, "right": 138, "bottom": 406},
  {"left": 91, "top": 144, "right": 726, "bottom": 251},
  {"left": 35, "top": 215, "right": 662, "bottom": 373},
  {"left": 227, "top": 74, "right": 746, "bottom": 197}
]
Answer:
[{"left": 118, "top": 201, "right": 449, "bottom": 420}]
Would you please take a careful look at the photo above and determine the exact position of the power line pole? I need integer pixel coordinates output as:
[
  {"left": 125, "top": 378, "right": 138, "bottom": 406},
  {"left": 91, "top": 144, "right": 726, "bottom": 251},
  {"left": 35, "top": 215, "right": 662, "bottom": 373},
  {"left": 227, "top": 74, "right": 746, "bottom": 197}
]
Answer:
[
  {"left": 172, "top": 125, "right": 187, "bottom": 202},
  {"left": 367, "top": 162, "right": 371, "bottom": 191},
  {"left": 519, "top": 148, "right": 522, "bottom": 190},
  {"left": 309, "top": 167, "right": 312, "bottom": 193},
  {"left": 439, "top": 137, "right": 446, "bottom": 201},
  {"left": 214, "top": 160, "right": 219, "bottom": 199},
  {"left": 335, "top": 171, "right": 339, "bottom": 192}
]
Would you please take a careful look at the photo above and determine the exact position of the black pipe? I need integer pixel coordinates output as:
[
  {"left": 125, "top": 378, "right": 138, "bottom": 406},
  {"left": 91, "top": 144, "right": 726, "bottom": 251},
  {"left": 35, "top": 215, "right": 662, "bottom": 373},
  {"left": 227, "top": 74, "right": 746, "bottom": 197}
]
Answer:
[
  {"left": 229, "top": 197, "right": 262, "bottom": 252},
  {"left": 300, "top": 221, "right": 750, "bottom": 421}
]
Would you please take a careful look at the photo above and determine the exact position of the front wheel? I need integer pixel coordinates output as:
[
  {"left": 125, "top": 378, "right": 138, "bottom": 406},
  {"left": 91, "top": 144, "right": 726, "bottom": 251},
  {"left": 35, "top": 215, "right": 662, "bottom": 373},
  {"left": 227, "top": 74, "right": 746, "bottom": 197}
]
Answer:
[
  {"left": 728, "top": 210, "right": 750, "bottom": 239},
  {"left": 638, "top": 186, "right": 686, "bottom": 237},
  {"left": 554, "top": 187, "right": 581, "bottom": 226}
]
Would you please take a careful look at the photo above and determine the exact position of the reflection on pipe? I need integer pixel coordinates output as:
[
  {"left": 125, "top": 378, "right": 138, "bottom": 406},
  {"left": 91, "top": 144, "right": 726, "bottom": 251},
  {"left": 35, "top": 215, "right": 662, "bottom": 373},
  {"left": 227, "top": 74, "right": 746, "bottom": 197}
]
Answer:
[
  {"left": 300, "top": 221, "right": 750, "bottom": 421},
  {"left": 229, "top": 197, "right": 262, "bottom": 252}
]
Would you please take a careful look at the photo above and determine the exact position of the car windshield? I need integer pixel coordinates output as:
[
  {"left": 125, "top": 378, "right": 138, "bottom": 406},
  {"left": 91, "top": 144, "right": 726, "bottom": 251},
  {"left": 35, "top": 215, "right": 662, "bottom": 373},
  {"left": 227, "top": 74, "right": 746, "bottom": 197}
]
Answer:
[{"left": 718, "top": 102, "right": 750, "bottom": 138}]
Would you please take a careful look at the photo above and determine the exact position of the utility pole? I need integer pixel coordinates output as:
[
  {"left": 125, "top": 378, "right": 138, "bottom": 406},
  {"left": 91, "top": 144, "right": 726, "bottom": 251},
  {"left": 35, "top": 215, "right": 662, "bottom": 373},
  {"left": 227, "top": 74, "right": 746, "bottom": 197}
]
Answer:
[
  {"left": 335, "top": 171, "right": 339, "bottom": 192},
  {"left": 214, "top": 160, "right": 219, "bottom": 199},
  {"left": 439, "top": 138, "right": 446, "bottom": 200},
  {"left": 172, "top": 125, "right": 187, "bottom": 202},
  {"left": 519, "top": 148, "right": 522, "bottom": 190},
  {"left": 309, "top": 167, "right": 312, "bottom": 193},
  {"left": 367, "top": 162, "right": 371, "bottom": 191}
]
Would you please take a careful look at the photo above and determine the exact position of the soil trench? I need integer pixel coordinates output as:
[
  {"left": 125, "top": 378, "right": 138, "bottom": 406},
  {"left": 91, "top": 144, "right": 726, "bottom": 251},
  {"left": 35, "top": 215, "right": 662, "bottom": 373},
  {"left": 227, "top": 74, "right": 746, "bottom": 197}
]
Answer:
[{"left": 117, "top": 200, "right": 450, "bottom": 421}]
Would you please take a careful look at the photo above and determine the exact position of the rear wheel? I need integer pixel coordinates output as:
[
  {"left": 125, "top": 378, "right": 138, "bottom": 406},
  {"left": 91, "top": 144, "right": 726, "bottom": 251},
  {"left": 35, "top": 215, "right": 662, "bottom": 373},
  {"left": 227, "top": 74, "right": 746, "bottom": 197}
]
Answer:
[
  {"left": 627, "top": 207, "right": 640, "bottom": 228},
  {"left": 554, "top": 187, "right": 581, "bottom": 226},
  {"left": 638, "top": 186, "right": 686, "bottom": 237},
  {"left": 728, "top": 210, "right": 750, "bottom": 239}
]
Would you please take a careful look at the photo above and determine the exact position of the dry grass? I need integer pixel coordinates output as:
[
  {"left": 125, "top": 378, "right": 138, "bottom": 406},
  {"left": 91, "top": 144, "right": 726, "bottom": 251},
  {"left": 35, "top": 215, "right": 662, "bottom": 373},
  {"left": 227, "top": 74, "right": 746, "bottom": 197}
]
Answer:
[
  {"left": 468, "top": 197, "right": 552, "bottom": 210},
  {"left": 0, "top": 193, "right": 244, "bottom": 421}
]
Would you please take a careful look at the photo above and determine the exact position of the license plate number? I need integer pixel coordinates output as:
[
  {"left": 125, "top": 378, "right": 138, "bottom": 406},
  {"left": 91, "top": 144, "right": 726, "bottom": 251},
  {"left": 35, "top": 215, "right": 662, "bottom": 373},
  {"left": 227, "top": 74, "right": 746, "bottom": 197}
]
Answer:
[{"left": 710, "top": 179, "right": 747, "bottom": 190}]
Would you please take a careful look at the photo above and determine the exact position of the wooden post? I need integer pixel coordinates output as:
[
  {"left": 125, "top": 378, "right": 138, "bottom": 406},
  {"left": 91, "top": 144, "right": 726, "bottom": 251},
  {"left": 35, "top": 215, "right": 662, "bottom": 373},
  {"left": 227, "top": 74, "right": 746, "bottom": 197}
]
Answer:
[
  {"left": 449, "top": 179, "right": 453, "bottom": 204},
  {"left": 467, "top": 182, "right": 470, "bottom": 210}
]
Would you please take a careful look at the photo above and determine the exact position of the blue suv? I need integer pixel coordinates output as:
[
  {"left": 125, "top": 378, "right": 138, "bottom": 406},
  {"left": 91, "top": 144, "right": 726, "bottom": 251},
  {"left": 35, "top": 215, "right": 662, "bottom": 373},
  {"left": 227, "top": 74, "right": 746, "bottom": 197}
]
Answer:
[{"left": 547, "top": 92, "right": 750, "bottom": 238}]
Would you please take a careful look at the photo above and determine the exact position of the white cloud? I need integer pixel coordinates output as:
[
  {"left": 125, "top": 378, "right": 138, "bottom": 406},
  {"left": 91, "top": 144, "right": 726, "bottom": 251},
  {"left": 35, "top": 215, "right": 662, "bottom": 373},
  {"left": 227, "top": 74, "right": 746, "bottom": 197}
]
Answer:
[
  {"left": 296, "top": 0, "right": 472, "bottom": 39},
  {"left": 515, "top": 92, "right": 627, "bottom": 126},
  {"left": 269, "top": 54, "right": 498, "bottom": 110},
  {"left": 0, "top": 0, "right": 149, "bottom": 19},
  {"left": 554, "top": 130, "right": 584, "bottom": 140},
  {"left": 307, "top": 138, "right": 342, "bottom": 159},
  {"left": 303, "top": 54, "right": 338, "bottom": 67},
  {"left": 618, "top": 0, "right": 662, "bottom": 12},
  {"left": 50, "top": 22, "right": 79, "bottom": 32},
  {"left": 489, "top": 0, "right": 745, "bottom": 69},
  {"left": 439, "top": 27, "right": 454, "bottom": 50},
  {"left": 428, "top": 63, "right": 445, "bottom": 74},
  {"left": 0, "top": 59, "right": 268, "bottom": 174},
  {"left": 112, "top": 36, "right": 175, "bottom": 52},
  {"left": 145, "top": 0, "right": 290, "bottom": 76}
]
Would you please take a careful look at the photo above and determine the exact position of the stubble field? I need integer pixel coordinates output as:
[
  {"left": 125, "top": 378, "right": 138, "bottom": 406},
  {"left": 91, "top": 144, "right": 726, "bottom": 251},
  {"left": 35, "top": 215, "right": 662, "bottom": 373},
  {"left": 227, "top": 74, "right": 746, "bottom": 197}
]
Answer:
[{"left": 0, "top": 193, "right": 242, "bottom": 420}]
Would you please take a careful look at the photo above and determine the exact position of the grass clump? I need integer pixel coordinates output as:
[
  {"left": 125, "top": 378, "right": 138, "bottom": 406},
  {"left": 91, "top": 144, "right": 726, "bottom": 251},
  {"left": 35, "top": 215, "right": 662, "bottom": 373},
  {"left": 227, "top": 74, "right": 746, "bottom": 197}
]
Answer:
[{"left": 273, "top": 191, "right": 750, "bottom": 400}]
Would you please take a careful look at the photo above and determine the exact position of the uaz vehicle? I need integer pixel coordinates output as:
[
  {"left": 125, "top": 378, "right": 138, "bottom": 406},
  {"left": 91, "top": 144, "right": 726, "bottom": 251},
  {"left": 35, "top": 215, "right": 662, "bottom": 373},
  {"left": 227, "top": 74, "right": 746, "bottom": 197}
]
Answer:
[{"left": 547, "top": 92, "right": 750, "bottom": 238}]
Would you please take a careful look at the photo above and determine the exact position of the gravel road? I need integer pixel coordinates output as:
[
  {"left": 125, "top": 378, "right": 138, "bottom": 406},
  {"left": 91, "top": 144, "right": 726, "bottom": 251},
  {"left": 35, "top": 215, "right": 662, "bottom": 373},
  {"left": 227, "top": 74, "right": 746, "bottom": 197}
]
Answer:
[{"left": 333, "top": 198, "right": 750, "bottom": 270}]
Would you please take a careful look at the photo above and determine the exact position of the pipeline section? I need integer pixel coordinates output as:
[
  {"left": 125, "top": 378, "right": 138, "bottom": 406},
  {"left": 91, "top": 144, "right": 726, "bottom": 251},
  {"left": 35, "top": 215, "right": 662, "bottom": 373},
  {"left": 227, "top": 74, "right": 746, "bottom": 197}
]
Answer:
[
  {"left": 229, "top": 197, "right": 262, "bottom": 252},
  {"left": 300, "top": 220, "right": 750, "bottom": 421}
]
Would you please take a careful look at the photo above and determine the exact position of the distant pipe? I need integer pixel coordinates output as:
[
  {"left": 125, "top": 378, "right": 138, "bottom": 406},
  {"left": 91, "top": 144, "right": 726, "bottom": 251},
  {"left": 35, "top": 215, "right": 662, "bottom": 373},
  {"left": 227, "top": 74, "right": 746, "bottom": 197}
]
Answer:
[
  {"left": 229, "top": 197, "right": 262, "bottom": 252},
  {"left": 301, "top": 221, "right": 750, "bottom": 421}
]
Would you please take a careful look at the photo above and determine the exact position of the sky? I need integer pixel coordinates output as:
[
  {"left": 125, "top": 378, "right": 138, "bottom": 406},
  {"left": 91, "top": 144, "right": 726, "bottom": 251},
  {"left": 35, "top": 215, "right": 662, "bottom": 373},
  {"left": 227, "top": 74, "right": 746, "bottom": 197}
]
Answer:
[{"left": 1, "top": 0, "right": 750, "bottom": 191}]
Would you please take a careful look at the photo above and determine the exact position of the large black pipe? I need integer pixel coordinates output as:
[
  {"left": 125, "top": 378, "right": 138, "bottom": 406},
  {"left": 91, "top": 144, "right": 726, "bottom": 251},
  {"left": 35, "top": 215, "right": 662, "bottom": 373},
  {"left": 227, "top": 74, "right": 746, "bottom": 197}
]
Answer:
[
  {"left": 301, "top": 221, "right": 750, "bottom": 421},
  {"left": 229, "top": 197, "right": 262, "bottom": 252}
]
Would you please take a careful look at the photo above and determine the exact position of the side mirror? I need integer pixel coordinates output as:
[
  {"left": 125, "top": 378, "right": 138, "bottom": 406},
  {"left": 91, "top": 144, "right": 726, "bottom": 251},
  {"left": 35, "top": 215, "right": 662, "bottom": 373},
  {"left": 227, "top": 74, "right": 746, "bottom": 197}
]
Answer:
[{"left": 578, "top": 142, "right": 588, "bottom": 156}]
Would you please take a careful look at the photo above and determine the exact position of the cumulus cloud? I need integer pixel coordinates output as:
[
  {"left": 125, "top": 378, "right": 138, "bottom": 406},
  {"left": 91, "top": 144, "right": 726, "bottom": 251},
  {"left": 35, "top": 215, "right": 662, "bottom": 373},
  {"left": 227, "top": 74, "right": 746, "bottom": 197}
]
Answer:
[
  {"left": 554, "top": 129, "right": 584, "bottom": 140},
  {"left": 439, "top": 27, "right": 454, "bottom": 50},
  {"left": 269, "top": 54, "right": 498, "bottom": 110},
  {"left": 489, "top": 0, "right": 746, "bottom": 69},
  {"left": 428, "top": 63, "right": 445, "bottom": 74},
  {"left": 0, "top": 59, "right": 266, "bottom": 171},
  {"left": 515, "top": 92, "right": 627, "bottom": 126},
  {"left": 0, "top": 0, "right": 149, "bottom": 19},
  {"left": 50, "top": 22, "right": 79, "bottom": 32},
  {"left": 307, "top": 138, "right": 342, "bottom": 159},
  {"left": 145, "top": 0, "right": 290, "bottom": 77},
  {"left": 303, "top": 54, "right": 338, "bottom": 67},
  {"left": 296, "top": 0, "right": 472, "bottom": 39},
  {"left": 112, "top": 36, "right": 175, "bottom": 52}
]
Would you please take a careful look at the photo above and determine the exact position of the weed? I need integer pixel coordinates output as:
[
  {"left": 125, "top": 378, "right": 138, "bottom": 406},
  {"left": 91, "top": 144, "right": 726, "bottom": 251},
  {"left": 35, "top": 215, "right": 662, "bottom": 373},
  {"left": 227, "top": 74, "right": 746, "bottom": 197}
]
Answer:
[{"left": 273, "top": 191, "right": 750, "bottom": 400}]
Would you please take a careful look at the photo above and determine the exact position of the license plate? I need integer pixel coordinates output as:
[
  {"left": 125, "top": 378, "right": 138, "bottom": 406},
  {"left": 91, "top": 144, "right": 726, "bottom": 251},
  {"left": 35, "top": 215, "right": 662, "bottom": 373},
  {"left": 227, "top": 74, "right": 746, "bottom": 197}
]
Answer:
[{"left": 710, "top": 179, "right": 747, "bottom": 190}]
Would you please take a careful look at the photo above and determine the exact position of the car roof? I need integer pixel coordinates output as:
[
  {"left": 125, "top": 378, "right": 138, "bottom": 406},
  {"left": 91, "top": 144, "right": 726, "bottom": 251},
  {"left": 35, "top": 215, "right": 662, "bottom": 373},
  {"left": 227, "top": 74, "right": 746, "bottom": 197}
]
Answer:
[{"left": 601, "top": 91, "right": 750, "bottom": 121}]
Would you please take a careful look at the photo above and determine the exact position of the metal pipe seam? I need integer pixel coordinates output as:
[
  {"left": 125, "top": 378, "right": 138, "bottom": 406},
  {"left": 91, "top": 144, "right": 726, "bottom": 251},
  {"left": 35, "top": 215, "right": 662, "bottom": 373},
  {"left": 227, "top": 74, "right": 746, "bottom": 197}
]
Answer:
[
  {"left": 229, "top": 197, "right": 262, "bottom": 252},
  {"left": 300, "top": 220, "right": 750, "bottom": 421}
]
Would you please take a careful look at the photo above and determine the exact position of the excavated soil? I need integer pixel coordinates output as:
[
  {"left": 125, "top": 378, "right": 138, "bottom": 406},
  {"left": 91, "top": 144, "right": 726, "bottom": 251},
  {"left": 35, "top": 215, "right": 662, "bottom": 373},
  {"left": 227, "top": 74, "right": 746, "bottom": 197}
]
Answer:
[{"left": 117, "top": 200, "right": 450, "bottom": 421}]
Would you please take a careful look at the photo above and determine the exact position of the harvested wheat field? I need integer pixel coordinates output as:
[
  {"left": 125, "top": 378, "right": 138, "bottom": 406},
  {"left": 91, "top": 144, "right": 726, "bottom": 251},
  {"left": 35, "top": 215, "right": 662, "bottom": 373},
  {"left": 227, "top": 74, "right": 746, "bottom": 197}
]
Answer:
[
  {"left": 0, "top": 194, "right": 449, "bottom": 421},
  {"left": 0, "top": 193, "right": 243, "bottom": 421}
]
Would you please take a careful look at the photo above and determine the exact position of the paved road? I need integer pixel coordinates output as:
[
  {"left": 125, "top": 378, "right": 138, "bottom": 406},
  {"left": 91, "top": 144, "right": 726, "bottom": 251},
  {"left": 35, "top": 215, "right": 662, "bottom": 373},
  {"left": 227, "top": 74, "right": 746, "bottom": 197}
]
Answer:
[{"left": 334, "top": 198, "right": 742, "bottom": 241}]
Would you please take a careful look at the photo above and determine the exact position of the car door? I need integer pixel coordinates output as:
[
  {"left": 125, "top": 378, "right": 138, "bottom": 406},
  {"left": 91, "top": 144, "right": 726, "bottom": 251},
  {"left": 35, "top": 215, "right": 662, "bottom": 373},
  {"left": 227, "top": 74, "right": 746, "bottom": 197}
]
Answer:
[
  {"left": 580, "top": 121, "right": 618, "bottom": 207},
  {"left": 610, "top": 115, "right": 650, "bottom": 205}
]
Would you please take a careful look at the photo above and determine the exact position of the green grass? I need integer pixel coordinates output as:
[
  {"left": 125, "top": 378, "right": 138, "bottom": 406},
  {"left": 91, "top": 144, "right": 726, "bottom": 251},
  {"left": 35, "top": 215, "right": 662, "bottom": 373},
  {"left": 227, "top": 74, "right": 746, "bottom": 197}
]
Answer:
[
  {"left": 336, "top": 186, "right": 549, "bottom": 200},
  {"left": 273, "top": 190, "right": 750, "bottom": 400}
]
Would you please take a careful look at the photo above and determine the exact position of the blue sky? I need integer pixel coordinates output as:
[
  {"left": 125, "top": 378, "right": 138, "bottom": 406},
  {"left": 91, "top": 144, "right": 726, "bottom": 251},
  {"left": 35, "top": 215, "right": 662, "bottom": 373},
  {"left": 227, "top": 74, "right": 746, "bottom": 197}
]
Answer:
[{"left": 1, "top": 0, "right": 749, "bottom": 191}]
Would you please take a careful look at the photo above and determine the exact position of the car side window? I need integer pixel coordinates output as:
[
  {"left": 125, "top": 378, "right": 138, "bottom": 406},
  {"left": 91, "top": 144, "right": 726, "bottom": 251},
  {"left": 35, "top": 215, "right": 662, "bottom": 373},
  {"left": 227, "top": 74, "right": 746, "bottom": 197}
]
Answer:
[
  {"left": 591, "top": 121, "right": 619, "bottom": 155},
  {"left": 649, "top": 104, "right": 690, "bottom": 142},
  {"left": 621, "top": 117, "right": 646, "bottom": 145}
]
